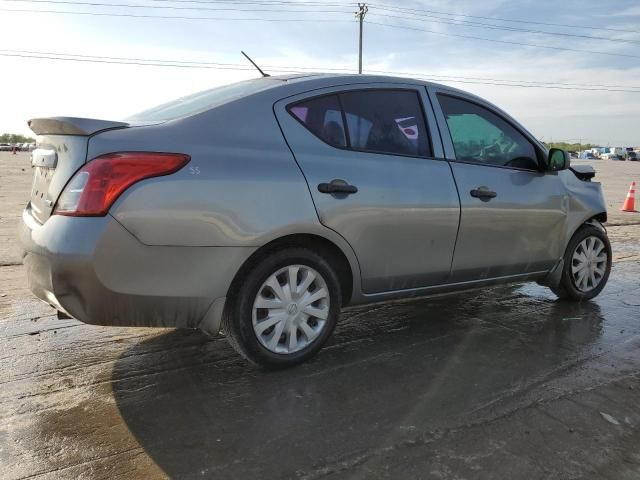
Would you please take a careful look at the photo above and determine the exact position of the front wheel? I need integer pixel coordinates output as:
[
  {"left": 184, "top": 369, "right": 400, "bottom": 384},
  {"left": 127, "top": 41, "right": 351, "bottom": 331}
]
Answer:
[
  {"left": 551, "top": 224, "right": 612, "bottom": 301},
  {"left": 222, "top": 247, "right": 342, "bottom": 368}
]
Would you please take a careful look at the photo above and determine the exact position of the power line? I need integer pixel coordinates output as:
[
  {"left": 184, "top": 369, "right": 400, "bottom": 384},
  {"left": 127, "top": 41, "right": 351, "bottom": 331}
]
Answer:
[
  {"left": 3, "top": 49, "right": 640, "bottom": 93},
  {"left": 0, "top": 51, "right": 262, "bottom": 69},
  {"left": 0, "top": 50, "right": 334, "bottom": 72},
  {"left": 401, "top": 74, "right": 640, "bottom": 93},
  {"left": 369, "top": 2, "right": 640, "bottom": 34},
  {"left": 7, "top": 0, "right": 639, "bottom": 47},
  {"left": 0, "top": 0, "right": 356, "bottom": 13},
  {"left": 143, "top": 0, "right": 357, "bottom": 7},
  {"left": 140, "top": 0, "right": 355, "bottom": 4},
  {"left": 367, "top": 10, "right": 640, "bottom": 46},
  {"left": 0, "top": 48, "right": 252, "bottom": 66},
  {"left": 18, "top": 0, "right": 632, "bottom": 46},
  {"left": 3, "top": 47, "right": 640, "bottom": 91},
  {"left": 2, "top": 17, "right": 639, "bottom": 80},
  {"left": 5, "top": 2, "right": 639, "bottom": 53},
  {"left": 366, "top": 21, "right": 640, "bottom": 60},
  {"left": 0, "top": 7, "right": 354, "bottom": 20},
  {"left": 0, "top": 48, "right": 293, "bottom": 68},
  {"left": 363, "top": 67, "right": 640, "bottom": 90}
]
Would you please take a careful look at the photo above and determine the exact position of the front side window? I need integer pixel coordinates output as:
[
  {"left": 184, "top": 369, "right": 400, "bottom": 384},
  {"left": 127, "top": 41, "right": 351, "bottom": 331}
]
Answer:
[
  {"left": 438, "top": 94, "right": 538, "bottom": 170},
  {"left": 289, "top": 95, "right": 346, "bottom": 148},
  {"left": 340, "top": 90, "right": 431, "bottom": 157}
]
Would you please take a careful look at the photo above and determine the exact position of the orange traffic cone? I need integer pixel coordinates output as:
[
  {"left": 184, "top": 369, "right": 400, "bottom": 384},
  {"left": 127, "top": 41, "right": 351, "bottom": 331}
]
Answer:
[{"left": 621, "top": 181, "right": 637, "bottom": 212}]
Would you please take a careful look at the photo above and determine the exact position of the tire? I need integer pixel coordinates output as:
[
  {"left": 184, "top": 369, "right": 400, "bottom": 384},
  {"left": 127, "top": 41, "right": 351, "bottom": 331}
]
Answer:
[
  {"left": 222, "top": 247, "right": 342, "bottom": 368},
  {"left": 551, "top": 224, "right": 612, "bottom": 301}
]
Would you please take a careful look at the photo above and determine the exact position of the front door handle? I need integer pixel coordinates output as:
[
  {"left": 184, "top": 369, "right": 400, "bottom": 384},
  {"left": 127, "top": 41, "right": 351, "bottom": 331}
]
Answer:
[
  {"left": 318, "top": 179, "right": 358, "bottom": 195},
  {"left": 470, "top": 187, "right": 497, "bottom": 200}
]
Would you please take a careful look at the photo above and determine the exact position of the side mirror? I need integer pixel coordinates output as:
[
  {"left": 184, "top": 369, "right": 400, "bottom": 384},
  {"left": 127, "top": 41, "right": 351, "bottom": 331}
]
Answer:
[{"left": 548, "top": 148, "right": 569, "bottom": 172}]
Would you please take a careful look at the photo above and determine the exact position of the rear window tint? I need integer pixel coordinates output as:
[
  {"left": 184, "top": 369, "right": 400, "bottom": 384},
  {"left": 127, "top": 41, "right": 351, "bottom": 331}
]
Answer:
[
  {"left": 340, "top": 90, "right": 431, "bottom": 157},
  {"left": 289, "top": 95, "right": 347, "bottom": 148},
  {"left": 127, "top": 78, "right": 278, "bottom": 122},
  {"left": 288, "top": 89, "right": 432, "bottom": 157}
]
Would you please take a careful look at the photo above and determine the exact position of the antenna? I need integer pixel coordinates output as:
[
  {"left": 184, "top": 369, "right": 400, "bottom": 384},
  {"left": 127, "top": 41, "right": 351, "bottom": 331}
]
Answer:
[{"left": 241, "top": 51, "right": 270, "bottom": 77}]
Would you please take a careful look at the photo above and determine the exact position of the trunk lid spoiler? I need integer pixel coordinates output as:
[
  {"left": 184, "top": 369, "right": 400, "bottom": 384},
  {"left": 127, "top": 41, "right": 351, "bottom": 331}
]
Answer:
[{"left": 28, "top": 117, "right": 129, "bottom": 136}]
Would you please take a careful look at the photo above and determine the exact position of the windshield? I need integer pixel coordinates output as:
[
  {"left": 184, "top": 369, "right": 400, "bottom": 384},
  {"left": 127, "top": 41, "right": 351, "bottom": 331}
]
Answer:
[{"left": 126, "top": 78, "right": 277, "bottom": 122}]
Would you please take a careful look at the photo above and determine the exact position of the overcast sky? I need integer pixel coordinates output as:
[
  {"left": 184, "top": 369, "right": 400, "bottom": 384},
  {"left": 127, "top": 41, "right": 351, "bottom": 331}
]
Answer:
[{"left": 1, "top": 0, "right": 639, "bottom": 145}]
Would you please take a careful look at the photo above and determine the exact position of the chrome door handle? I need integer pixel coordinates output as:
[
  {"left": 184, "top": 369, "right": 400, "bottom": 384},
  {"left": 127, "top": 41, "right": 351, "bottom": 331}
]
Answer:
[
  {"left": 318, "top": 180, "right": 358, "bottom": 195},
  {"left": 470, "top": 188, "right": 497, "bottom": 200}
]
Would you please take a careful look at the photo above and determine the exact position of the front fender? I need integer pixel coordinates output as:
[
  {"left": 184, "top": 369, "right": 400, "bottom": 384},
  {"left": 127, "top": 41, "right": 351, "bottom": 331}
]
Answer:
[{"left": 561, "top": 169, "right": 607, "bottom": 246}]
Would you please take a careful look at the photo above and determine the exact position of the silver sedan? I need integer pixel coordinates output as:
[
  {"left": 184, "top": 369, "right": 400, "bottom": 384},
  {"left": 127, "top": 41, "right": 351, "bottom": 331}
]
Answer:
[{"left": 20, "top": 74, "right": 611, "bottom": 367}]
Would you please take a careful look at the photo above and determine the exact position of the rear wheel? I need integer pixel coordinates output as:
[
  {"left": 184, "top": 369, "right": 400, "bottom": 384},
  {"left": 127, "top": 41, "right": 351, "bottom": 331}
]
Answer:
[
  {"left": 551, "top": 224, "right": 611, "bottom": 301},
  {"left": 223, "top": 247, "right": 341, "bottom": 368}
]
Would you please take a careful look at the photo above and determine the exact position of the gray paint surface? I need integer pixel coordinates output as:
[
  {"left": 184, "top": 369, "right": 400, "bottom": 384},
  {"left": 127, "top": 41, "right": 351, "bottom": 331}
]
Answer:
[
  {"left": 19, "top": 74, "right": 607, "bottom": 333},
  {"left": 28, "top": 135, "right": 88, "bottom": 223},
  {"left": 274, "top": 84, "right": 460, "bottom": 293},
  {"left": 19, "top": 212, "right": 253, "bottom": 329},
  {"left": 448, "top": 162, "right": 567, "bottom": 281}
]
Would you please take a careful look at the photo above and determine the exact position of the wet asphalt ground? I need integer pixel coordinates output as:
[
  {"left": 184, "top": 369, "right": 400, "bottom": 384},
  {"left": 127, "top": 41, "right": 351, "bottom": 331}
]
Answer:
[{"left": 1, "top": 152, "right": 640, "bottom": 479}]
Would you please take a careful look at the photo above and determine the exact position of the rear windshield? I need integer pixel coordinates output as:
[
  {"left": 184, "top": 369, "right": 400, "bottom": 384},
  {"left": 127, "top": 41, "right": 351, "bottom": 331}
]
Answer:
[{"left": 126, "top": 78, "right": 278, "bottom": 122}]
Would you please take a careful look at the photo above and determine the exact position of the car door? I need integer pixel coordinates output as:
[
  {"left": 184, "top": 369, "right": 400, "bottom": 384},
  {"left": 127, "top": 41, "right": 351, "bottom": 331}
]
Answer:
[
  {"left": 430, "top": 88, "right": 568, "bottom": 282},
  {"left": 274, "top": 85, "right": 460, "bottom": 294}
]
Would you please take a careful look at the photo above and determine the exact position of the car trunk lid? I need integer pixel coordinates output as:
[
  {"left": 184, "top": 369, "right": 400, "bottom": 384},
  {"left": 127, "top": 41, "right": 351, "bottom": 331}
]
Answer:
[{"left": 27, "top": 117, "right": 130, "bottom": 224}]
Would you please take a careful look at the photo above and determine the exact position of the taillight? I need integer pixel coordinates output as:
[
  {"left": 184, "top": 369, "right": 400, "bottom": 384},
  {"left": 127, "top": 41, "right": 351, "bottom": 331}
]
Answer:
[{"left": 54, "top": 152, "right": 190, "bottom": 217}]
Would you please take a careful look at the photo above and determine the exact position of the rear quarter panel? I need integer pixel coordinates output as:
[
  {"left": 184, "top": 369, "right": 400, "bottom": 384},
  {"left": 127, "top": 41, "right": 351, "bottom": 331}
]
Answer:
[{"left": 88, "top": 94, "right": 321, "bottom": 248}]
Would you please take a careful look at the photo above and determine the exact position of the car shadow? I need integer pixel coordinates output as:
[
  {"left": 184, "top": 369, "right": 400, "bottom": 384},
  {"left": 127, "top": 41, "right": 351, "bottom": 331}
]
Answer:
[{"left": 111, "top": 286, "right": 607, "bottom": 479}]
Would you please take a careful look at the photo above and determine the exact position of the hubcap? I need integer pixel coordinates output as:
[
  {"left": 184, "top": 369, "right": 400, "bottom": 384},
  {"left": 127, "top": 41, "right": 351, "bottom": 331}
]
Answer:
[
  {"left": 571, "top": 236, "right": 607, "bottom": 292},
  {"left": 252, "top": 265, "right": 330, "bottom": 354}
]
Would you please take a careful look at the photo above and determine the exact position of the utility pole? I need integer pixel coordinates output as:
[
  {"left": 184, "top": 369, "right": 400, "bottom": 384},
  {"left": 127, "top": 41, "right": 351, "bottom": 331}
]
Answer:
[{"left": 355, "top": 3, "right": 368, "bottom": 74}]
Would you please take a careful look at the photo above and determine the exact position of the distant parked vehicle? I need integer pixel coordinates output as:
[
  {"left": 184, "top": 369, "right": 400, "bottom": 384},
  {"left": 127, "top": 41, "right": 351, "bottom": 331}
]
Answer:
[
  {"left": 0, "top": 143, "right": 13, "bottom": 151},
  {"left": 627, "top": 151, "right": 638, "bottom": 161},
  {"left": 611, "top": 154, "right": 625, "bottom": 161}
]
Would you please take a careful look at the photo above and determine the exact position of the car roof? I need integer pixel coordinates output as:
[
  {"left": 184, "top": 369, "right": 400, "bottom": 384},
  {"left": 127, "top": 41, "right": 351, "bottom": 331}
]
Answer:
[
  {"left": 263, "top": 72, "right": 464, "bottom": 92},
  {"left": 252, "top": 72, "right": 489, "bottom": 109}
]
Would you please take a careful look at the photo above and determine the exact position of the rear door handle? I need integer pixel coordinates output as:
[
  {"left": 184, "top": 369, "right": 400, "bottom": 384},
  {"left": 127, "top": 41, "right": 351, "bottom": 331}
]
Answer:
[
  {"left": 470, "top": 187, "right": 497, "bottom": 200},
  {"left": 318, "top": 180, "right": 358, "bottom": 195}
]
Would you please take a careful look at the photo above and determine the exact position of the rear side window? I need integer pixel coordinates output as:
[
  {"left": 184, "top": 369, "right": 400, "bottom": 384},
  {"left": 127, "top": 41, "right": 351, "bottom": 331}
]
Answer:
[
  {"left": 127, "top": 78, "right": 279, "bottom": 122},
  {"left": 289, "top": 95, "right": 346, "bottom": 148},
  {"left": 438, "top": 94, "right": 538, "bottom": 170},
  {"left": 288, "top": 89, "right": 432, "bottom": 157},
  {"left": 340, "top": 90, "right": 431, "bottom": 157}
]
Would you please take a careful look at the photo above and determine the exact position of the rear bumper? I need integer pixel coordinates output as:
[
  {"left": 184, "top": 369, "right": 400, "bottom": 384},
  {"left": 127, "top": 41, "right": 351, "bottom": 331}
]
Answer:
[{"left": 19, "top": 207, "right": 254, "bottom": 333}]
